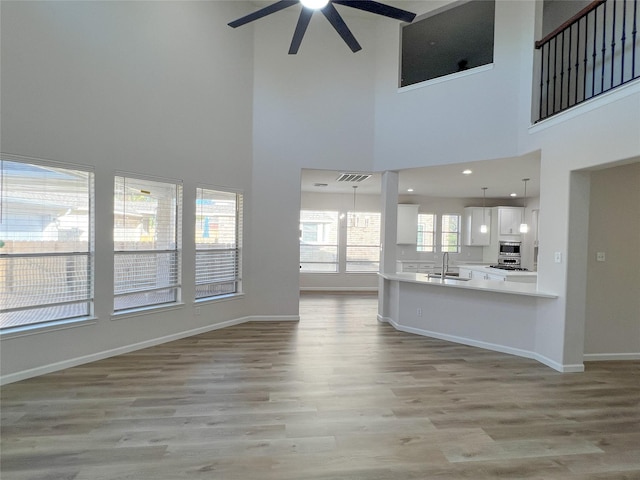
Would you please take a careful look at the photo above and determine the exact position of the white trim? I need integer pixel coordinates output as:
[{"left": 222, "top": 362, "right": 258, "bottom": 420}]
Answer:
[
  {"left": 0, "top": 314, "right": 297, "bottom": 385},
  {"left": 382, "top": 315, "right": 583, "bottom": 373},
  {"left": 398, "top": 64, "right": 494, "bottom": 93},
  {"left": 247, "top": 315, "right": 300, "bottom": 322},
  {"left": 0, "top": 317, "right": 97, "bottom": 340},
  {"left": 300, "top": 287, "right": 378, "bottom": 292},
  {"left": 584, "top": 352, "right": 640, "bottom": 362}
]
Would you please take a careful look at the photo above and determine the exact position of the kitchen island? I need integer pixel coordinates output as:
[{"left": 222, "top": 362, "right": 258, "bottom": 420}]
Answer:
[{"left": 378, "top": 272, "right": 562, "bottom": 370}]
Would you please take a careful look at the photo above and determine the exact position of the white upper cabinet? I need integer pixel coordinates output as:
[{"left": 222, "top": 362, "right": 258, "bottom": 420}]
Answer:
[
  {"left": 463, "top": 207, "right": 491, "bottom": 246},
  {"left": 397, "top": 204, "right": 419, "bottom": 244},
  {"left": 498, "top": 207, "right": 523, "bottom": 236}
]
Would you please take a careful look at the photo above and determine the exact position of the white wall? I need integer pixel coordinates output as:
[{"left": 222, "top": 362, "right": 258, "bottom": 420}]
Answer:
[
  {"left": 249, "top": 11, "right": 378, "bottom": 310},
  {"left": 584, "top": 162, "right": 640, "bottom": 358},
  {"left": 0, "top": 1, "right": 256, "bottom": 380}
]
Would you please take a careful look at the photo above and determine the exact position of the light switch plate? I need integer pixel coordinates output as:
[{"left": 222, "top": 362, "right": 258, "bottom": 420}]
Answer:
[
  {"left": 554, "top": 252, "right": 562, "bottom": 263},
  {"left": 596, "top": 252, "right": 606, "bottom": 262}
]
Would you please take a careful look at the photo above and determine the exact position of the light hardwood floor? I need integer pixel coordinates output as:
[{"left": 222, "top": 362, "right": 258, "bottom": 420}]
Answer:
[{"left": 1, "top": 293, "right": 639, "bottom": 479}]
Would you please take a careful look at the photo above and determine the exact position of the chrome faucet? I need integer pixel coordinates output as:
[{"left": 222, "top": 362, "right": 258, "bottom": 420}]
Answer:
[{"left": 441, "top": 252, "right": 449, "bottom": 280}]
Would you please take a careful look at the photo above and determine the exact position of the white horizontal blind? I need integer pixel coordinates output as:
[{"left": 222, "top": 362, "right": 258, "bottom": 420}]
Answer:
[
  {"left": 299, "top": 210, "right": 339, "bottom": 272},
  {"left": 195, "top": 188, "right": 241, "bottom": 299},
  {"left": 114, "top": 175, "right": 182, "bottom": 311},
  {"left": 417, "top": 213, "right": 436, "bottom": 252},
  {"left": 0, "top": 158, "right": 94, "bottom": 329},
  {"left": 346, "top": 212, "right": 381, "bottom": 272}
]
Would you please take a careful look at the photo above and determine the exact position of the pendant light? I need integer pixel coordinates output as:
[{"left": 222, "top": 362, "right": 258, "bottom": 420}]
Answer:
[
  {"left": 480, "top": 187, "right": 488, "bottom": 234},
  {"left": 351, "top": 185, "right": 358, "bottom": 227},
  {"left": 519, "top": 178, "right": 530, "bottom": 233}
]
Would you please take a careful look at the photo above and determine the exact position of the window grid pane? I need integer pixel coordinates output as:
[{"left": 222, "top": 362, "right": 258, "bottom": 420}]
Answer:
[
  {"left": 441, "top": 214, "right": 461, "bottom": 253},
  {"left": 1, "top": 159, "right": 94, "bottom": 329},
  {"left": 195, "top": 188, "right": 241, "bottom": 300},
  {"left": 300, "top": 210, "right": 339, "bottom": 273},
  {"left": 417, "top": 213, "right": 435, "bottom": 252},
  {"left": 114, "top": 176, "right": 182, "bottom": 311},
  {"left": 346, "top": 212, "right": 381, "bottom": 272}
]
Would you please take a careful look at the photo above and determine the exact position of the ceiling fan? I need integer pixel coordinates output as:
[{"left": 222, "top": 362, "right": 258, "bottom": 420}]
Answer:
[{"left": 228, "top": 0, "right": 416, "bottom": 54}]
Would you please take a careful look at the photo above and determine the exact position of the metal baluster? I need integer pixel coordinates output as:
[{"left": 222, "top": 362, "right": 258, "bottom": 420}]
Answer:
[
  {"left": 633, "top": 0, "right": 638, "bottom": 78},
  {"left": 553, "top": 37, "right": 558, "bottom": 114},
  {"left": 575, "top": 19, "right": 581, "bottom": 105},
  {"left": 539, "top": 42, "right": 545, "bottom": 120},
  {"left": 601, "top": 1, "right": 607, "bottom": 93},
  {"left": 568, "top": 25, "right": 573, "bottom": 107},
  {"left": 560, "top": 30, "right": 565, "bottom": 109},
  {"left": 611, "top": 0, "right": 617, "bottom": 87},
  {"left": 592, "top": 8, "right": 598, "bottom": 97},
  {"left": 621, "top": 0, "right": 627, "bottom": 83},
  {"left": 584, "top": 12, "right": 589, "bottom": 102},
  {"left": 546, "top": 39, "right": 551, "bottom": 117}
]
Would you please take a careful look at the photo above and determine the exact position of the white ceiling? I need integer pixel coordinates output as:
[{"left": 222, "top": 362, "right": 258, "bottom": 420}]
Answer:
[{"left": 301, "top": 152, "right": 541, "bottom": 199}]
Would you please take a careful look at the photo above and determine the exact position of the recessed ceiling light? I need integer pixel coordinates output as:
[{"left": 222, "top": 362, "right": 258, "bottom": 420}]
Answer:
[
  {"left": 510, "top": 192, "right": 517, "bottom": 197},
  {"left": 407, "top": 188, "right": 414, "bottom": 192},
  {"left": 462, "top": 169, "right": 472, "bottom": 175}
]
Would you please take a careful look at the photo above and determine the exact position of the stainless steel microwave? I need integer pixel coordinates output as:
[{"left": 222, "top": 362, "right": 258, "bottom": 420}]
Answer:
[{"left": 499, "top": 241, "right": 521, "bottom": 256}]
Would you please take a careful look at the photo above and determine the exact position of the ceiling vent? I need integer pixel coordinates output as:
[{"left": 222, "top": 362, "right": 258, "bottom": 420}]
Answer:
[{"left": 336, "top": 173, "right": 371, "bottom": 183}]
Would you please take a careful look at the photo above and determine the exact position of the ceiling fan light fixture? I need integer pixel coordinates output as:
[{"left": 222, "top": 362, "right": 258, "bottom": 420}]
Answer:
[{"left": 300, "top": 0, "right": 329, "bottom": 9}]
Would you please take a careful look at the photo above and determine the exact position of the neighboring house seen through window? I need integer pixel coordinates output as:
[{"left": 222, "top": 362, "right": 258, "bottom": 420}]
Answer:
[
  {"left": 299, "top": 210, "right": 339, "bottom": 272},
  {"left": 441, "top": 214, "right": 461, "bottom": 253},
  {"left": 417, "top": 213, "right": 436, "bottom": 252},
  {"left": 346, "top": 212, "right": 381, "bottom": 272}
]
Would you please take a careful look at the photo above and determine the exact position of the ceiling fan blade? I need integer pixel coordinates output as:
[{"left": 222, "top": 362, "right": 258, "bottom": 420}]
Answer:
[
  {"left": 289, "top": 8, "right": 314, "bottom": 54},
  {"left": 321, "top": 2, "right": 361, "bottom": 52},
  {"left": 333, "top": 0, "right": 416, "bottom": 23},
  {"left": 228, "top": 0, "right": 298, "bottom": 28}
]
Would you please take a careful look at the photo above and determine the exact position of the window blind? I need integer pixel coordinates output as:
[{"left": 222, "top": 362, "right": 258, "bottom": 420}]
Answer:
[
  {"left": 0, "top": 158, "right": 94, "bottom": 329},
  {"left": 195, "top": 188, "right": 242, "bottom": 299},
  {"left": 114, "top": 175, "right": 182, "bottom": 311}
]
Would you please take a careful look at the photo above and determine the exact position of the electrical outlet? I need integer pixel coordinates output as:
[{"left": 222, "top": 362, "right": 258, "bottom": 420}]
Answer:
[
  {"left": 596, "top": 252, "right": 606, "bottom": 262},
  {"left": 554, "top": 252, "right": 562, "bottom": 263},
  {"left": 417, "top": 307, "right": 422, "bottom": 317}
]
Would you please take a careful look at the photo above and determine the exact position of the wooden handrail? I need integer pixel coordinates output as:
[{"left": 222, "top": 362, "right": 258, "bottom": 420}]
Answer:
[{"left": 535, "top": 0, "right": 606, "bottom": 49}]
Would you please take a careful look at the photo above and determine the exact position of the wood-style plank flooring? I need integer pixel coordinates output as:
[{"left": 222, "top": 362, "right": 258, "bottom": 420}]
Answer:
[{"left": 1, "top": 293, "right": 639, "bottom": 479}]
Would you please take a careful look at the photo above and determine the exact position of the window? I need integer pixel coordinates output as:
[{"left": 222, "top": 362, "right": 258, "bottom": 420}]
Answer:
[
  {"left": 441, "top": 214, "right": 461, "bottom": 253},
  {"left": 299, "top": 210, "right": 339, "bottom": 272},
  {"left": 346, "top": 212, "right": 381, "bottom": 272},
  {"left": 417, "top": 213, "right": 436, "bottom": 252},
  {"left": 400, "top": 0, "right": 495, "bottom": 87},
  {"left": 195, "top": 188, "right": 242, "bottom": 300},
  {"left": 1, "top": 157, "right": 94, "bottom": 330},
  {"left": 114, "top": 175, "right": 182, "bottom": 312}
]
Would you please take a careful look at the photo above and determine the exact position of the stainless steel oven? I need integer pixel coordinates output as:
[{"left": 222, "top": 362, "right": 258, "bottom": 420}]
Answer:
[{"left": 498, "top": 241, "right": 521, "bottom": 265}]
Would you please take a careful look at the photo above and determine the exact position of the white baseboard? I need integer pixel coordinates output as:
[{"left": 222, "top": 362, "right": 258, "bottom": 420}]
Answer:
[
  {"left": 0, "top": 314, "right": 298, "bottom": 385},
  {"left": 584, "top": 352, "right": 640, "bottom": 362},
  {"left": 383, "top": 316, "right": 584, "bottom": 373},
  {"left": 300, "top": 287, "right": 378, "bottom": 292}
]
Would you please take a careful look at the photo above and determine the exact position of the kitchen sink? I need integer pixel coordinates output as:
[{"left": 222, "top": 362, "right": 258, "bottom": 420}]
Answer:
[{"left": 427, "top": 273, "right": 470, "bottom": 281}]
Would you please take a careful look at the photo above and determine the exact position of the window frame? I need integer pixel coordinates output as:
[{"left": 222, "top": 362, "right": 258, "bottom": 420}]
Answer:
[
  {"left": 0, "top": 155, "right": 95, "bottom": 332},
  {"left": 195, "top": 186, "right": 243, "bottom": 301},
  {"left": 346, "top": 211, "right": 381, "bottom": 272},
  {"left": 113, "top": 173, "right": 183, "bottom": 314},
  {"left": 441, "top": 213, "right": 461, "bottom": 253},
  {"left": 417, "top": 213, "right": 436, "bottom": 253},
  {"left": 299, "top": 210, "right": 340, "bottom": 273}
]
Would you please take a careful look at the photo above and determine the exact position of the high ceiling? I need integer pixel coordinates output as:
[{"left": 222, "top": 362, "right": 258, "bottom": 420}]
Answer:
[{"left": 301, "top": 152, "right": 541, "bottom": 199}]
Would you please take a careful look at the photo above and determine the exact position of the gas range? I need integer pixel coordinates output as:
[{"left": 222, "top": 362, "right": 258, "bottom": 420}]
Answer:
[{"left": 489, "top": 265, "right": 529, "bottom": 271}]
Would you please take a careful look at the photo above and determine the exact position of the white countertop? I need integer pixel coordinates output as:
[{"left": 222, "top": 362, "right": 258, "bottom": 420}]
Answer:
[
  {"left": 380, "top": 272, "right": 556, "bottom": 298},
  {"left": 457, "top": 264, "right": 538, "bottom": 277}
]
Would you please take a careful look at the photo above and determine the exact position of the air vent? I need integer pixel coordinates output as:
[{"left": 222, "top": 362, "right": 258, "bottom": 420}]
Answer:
[
  {"left": 313, "top": 183, "right": 328, "bottom": 187},
  {"left": 336, "top": 173, "right": 371, "bottom": 183}
]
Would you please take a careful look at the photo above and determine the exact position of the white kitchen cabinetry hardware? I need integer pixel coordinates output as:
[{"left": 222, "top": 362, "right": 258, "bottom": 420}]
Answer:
[
  {"left": 397, "top": 204, "right": 419, "bottom": 244},
  {"left": 398, "top": 261, "right": 435, "bottom": 273},
  {"left": 498, "top": 207, "right": 523, "bottom": 236},
  {"left": 463, "top": 207, "right": 491, "bottom": 246}
]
